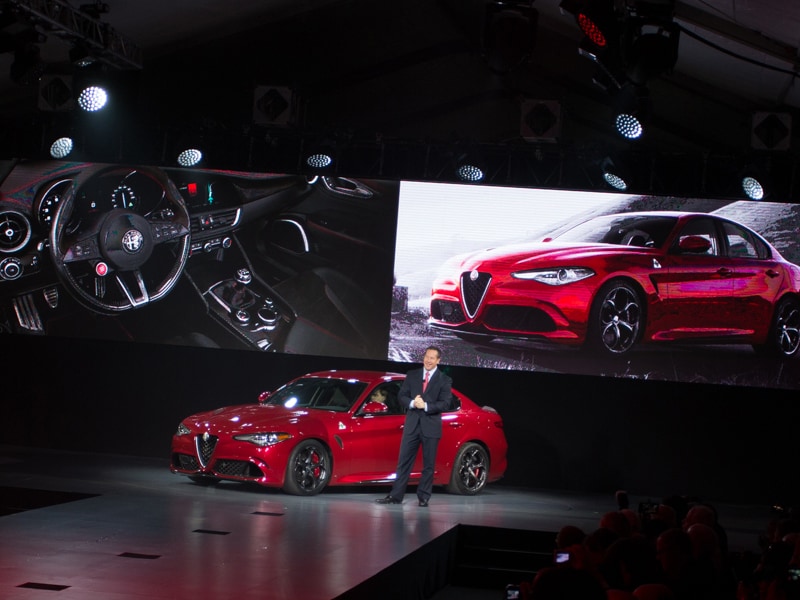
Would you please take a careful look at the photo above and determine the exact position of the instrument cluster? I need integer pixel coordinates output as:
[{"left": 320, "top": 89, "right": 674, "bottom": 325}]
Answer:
[{"left": 34, "top": 168, "right": 168, "bottom": 231}]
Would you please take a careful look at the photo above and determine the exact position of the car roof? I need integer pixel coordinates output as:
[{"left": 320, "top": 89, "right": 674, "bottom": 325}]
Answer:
[{"left": 299, "top": 370, "right": 406, "bottom": 383}]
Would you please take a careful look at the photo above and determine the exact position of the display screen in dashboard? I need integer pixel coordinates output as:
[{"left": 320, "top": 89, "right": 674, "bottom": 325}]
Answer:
[{"left": 175, "top": 177, "right": 238, "bottom": 210}]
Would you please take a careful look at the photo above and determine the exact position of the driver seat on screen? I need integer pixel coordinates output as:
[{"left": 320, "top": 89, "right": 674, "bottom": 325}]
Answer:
[{"left": 273, "top": 267, "right": 387, "bottom": 359}]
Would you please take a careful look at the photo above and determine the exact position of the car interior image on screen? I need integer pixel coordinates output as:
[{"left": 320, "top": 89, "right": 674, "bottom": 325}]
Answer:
[{"left": 0, "top": 160, "right": 398, "bottom": 360}]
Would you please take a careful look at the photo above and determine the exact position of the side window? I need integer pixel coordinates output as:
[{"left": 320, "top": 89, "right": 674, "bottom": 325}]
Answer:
[
  {"left": 722, "top": 221, "right": 766, "bottom": 259},
  {"left": 446, "top": 392, "right": 461, "bottom": 413},
  {"left": 361, "top": 382, "right": 404, "bottom": 415},
  {"left": 382, "top": 383, "right": 403, "bottom": 415},
  {"left": 674, "top": 218, "right": 719, "bottom": 256}
]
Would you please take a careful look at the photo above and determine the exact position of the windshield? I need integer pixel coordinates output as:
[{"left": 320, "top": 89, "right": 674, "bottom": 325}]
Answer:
[
  {"left": 266, "top": 378, "right": 368, "bottom": 412},
  {"left": 553, "top": 214, "right": 678, "bottom": 248}
]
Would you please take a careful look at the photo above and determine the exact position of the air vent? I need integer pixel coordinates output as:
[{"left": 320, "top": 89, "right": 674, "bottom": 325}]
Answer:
[
  {"left": 0, "top": 210, "right": 32, "bottom": 253},
  {"left": 189, "top": 208, "right": 241, "bottom": 235}
]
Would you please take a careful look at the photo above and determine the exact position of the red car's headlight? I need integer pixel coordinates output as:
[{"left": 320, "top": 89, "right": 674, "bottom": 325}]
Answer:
[
  {"left": 512, "top": 267, "right": 594, "bottom": 285},
  {"left": 176, "top": 423, "right": 192, "bottom": 436},
  {"left": 233, "top": 432, "right": 293, "bottom": 446}
]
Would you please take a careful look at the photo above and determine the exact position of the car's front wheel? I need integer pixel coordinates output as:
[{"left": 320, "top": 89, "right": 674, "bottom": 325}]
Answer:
[
  {"left": 755, "top": 296, "right": 800, "bottom": 358},
  {"left": 446, "top": 442, "right": 489, "bottom": 495},
  {"left": 283, "top": 440, "right": 331, "bottom": 496},
  {"left": 587, "top": 279, "right": 643, "bottom": 355}
]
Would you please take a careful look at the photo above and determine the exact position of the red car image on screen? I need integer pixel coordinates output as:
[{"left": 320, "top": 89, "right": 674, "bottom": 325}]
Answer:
[
  {"left": 170, "top": 370, "right": 508, "bottom": 496},
  {"left": 429, "top": 211, "right": 800, "bottom": 357}
]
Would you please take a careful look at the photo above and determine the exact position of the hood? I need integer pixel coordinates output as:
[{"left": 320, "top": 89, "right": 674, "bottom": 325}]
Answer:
[
  {"left": 455, "top": 242, "right": 650, "bottom": 270},
  {"left": 185, "top": 403, "right": 313, "bottom": 435}
]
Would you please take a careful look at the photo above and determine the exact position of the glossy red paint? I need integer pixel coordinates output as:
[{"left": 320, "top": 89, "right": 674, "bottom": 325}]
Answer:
[
  {"left": 429, "top": 212, "right": 800, "bottom": 356},
  {"left": 170, "top": 370, "right": 508, "bottom": 495}
]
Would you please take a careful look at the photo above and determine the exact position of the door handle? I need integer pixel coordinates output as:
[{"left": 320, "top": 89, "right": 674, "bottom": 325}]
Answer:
[{"left": 766, "top": 269, "right": 780, "bottom": 278}]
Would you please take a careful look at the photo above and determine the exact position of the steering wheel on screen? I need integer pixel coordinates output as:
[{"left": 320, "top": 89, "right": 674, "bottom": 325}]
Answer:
[{"left": 49, "top": 165, "right": 191, "bottom": 314}]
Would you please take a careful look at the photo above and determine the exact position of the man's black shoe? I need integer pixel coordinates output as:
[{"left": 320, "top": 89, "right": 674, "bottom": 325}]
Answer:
[
  {"left": 418, "top": 499, "right": 429, "bottom": 507},
  {"left": 376, "top": 496, "right": 402, "bottom": 504}
]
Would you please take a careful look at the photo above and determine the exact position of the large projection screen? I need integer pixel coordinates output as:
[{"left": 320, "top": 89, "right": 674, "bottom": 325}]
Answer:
[
  {"left": 1, "top": 160, "right": 799, "bottom": 391},
  {"left": 389, "top": 180, "right": 800, "bottom": 390}
]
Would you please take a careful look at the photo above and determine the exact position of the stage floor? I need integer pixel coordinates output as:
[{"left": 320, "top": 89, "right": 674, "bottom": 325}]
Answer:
[{"left": 0, "top": 446, "right": 770, "bottom": 600}]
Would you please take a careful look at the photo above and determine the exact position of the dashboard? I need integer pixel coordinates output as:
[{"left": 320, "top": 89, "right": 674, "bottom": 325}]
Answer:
[{"left": 0, "top": 161, "right": 304, "bottom": 283}]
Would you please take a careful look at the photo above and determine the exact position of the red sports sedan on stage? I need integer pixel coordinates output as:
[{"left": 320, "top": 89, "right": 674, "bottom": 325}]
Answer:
[
  {"left": 170, "top": 370, "right": 508, "bottom": 495},
  {"left": 429, "top": 211, "right": 800, "bottom": 357}
]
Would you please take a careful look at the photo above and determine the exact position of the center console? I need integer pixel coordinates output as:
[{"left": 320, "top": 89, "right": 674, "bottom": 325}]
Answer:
[{"left": 185, "top": 236, "right": 294, "bottom": 351}]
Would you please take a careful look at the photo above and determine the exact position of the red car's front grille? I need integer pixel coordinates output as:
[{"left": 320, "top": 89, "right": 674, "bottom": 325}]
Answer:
[
  {"left": 174, "top": 453, "right": 200, "bottom": 471},
  {"left": 431, "top": 300, "right": 466, "bottom": 323},
  {"left": 213, "top": 460, "right": 263, "bottom": 478},
  {"left": 460, "top": 272, "right": 491, "bottom": 318},
  {"left": 196, "top": 435, "right": 218, "bottom": 467}
]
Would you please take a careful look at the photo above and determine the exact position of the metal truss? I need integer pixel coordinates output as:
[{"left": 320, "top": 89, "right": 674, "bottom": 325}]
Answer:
[{"left": 7, "top": 0, "right": 142, "bottom": 69}]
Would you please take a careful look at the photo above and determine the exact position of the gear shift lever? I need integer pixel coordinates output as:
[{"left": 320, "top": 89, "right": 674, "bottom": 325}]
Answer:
[{"left": 228, "top": 268, "right": 252, "bottom": 308}]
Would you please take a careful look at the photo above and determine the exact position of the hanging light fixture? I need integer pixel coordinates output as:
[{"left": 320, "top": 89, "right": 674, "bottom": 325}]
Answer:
[
  {"left": 739, "top": 163, "right": 770, "bottom": 200},
  {"left": 600, "top": 156, "right": 633, "bottom": 191},
  {"left": 612, "top": 83, "right": 651, "bottom": 140}
]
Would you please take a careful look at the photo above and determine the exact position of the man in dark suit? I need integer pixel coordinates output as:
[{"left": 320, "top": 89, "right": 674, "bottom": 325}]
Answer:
[{"left": 376, "top": 346, "right": 452, "bottom": 507}]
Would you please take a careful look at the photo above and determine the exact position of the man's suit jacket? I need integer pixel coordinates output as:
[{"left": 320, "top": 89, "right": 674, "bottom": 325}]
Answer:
[{"left": 397, "top": 368, "right": 453, "bottom": 439}]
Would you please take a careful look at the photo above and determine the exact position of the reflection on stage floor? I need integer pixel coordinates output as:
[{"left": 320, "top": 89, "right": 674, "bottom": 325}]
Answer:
[{"left": 0, "top": 446, "right": 770, "bottom": 600}]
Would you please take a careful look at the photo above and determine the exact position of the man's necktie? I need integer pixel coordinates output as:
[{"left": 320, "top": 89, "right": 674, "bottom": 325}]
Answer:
[{"left": 423, "top": 371, "right": 429, "bottom": 392}]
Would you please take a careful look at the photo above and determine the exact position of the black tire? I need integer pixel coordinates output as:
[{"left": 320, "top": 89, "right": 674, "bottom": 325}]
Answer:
[
  {"left": 587, "top": 279, "right": 643, "bottom": 355},
  {"left": 754, "top": 296, "right": 800, "bottom": 358},
  {"left": 283, "top": 440, "right": 331, "bottom": 496},
  {"left": 446, "top": 442, "right": 489, "bottom": 495}
]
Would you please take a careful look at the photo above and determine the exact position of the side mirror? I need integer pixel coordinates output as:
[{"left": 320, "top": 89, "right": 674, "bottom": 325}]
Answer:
[
  {"left": 258, "top": 391, "right": 271, "bottom": 404},
  {"left": 677, "top": 235, "right": 712, "bottom": 254},
  {"left": 362, "top": 402, "right": 388, "bottom": 414}
]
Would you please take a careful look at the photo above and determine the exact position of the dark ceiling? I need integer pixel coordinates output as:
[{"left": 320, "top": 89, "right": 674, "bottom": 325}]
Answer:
[{"left": 1, "top": 0, "right": 800, "bottom": 198}]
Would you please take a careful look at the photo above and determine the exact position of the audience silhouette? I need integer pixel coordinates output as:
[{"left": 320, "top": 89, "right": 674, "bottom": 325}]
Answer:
[{"left": 512, "top": 493, "right": 800, "bottom": 600}]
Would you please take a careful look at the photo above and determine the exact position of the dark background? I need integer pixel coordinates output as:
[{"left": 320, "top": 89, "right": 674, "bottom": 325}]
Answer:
[
  {"left": 2, "top": 0, "right": 800, "bottom": 513},
  {"left": 4, "top": 331, "right": 798, "bottom": 507}
]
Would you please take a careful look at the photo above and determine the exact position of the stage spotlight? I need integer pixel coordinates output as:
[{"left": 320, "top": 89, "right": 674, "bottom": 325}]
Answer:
[
  {"left": 600, "top": 156, "right": 632, "bottom": 191},
  {"left": 77, "top": 85, "right": 108, "bottom": 112},
  {"left": 613, "top": 84, "right": 650, "bottom": 140},
  {"left": 560, "top": 0, "right": 621, "bottom": 50},
  {"left": 177, "top": 148, "right": 203, "bottom": 167},
  {"left": 622, "top": 20, "right": 680, "bottom": 86},
  {"left": 739, "top": 164, "right": 770, "bottom": 200},
  {"left": 741, "top": 176, "right": 764, "bottom": 200},
  {"left": 303, "top": 139, "right": 337, "bottom": 172},
  {"left": 306, "top": 152, "right": 333, "bottom": 169},
  {"left": 482, "top": 1, "right": 539, "bottom": 74},
  {"left": 456, "top": 162, "right": 485, "bottom": 183},
  {"left": 49, "top": 136, "right": 74, "bottom": 159}
]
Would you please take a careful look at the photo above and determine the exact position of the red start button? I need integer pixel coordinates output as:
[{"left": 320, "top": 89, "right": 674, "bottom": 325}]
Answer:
[{"left": 95, "top": 262, "right": 108, "bottom": 276}]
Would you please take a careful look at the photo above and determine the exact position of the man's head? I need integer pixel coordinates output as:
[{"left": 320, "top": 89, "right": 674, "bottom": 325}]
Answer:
[{"left": 422, "top": 346, "right": 442, "bottom": 371}]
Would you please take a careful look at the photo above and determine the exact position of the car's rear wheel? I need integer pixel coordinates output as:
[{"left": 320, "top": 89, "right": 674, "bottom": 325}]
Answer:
[
  {"left": 283, "top": 440, "right": 330, "bottom": 496},
  {"left": 587, "top": 279, "right": 643, "bottom": 355},
  {"left": 446, "top": 442, "right": 489, "bottom": 495},
  {"left": 755, "top": 296, "right": 800, "bottom": 358}
]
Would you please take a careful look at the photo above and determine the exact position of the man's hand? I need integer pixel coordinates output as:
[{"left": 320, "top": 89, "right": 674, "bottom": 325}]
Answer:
[{"left": 413, "top": 395, "right": 425, "bottom": 410}]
